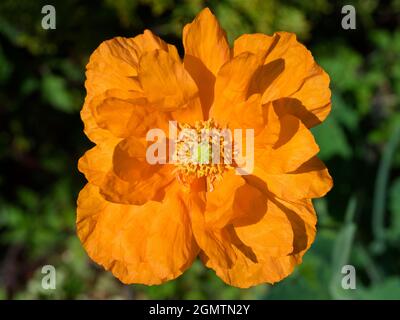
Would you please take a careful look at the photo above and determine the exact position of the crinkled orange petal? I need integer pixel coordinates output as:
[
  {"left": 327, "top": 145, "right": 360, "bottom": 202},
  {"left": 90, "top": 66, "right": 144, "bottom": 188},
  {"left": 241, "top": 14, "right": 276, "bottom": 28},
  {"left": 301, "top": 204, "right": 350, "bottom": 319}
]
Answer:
[
  {"left": 185, "top": 179, "right": 236, "bottom": 270},
  {"left": 200, "top": 197, "right": 316, "bottom": 288},
  {"left": 190, "top": 213, "right": 238, "bottom": 269},
  {"left": 99, "top": 137, "right": 175, "bottom": 205},
  {"left": 82, "top": 38, "right": 141, "bottom": 144},
  {"left": 137, "top": 49, "right": 204, "bottom": 125},
  {"left": 146, "top": 182, "right": 202, "bottom": 278},
  {"left": 132, "top": 29, "right": 180, "bottom": 65},
  {"left": 86, "top": 30, "right": 179, "bottom": 96},
  {"left": 147, "top": 182, "right": 199, "bottom": 277},
  {"left": 78, "top": 136, "right": 121, "bottom": 186},
  {"left": 169, "top": 98, "right": 204, "bottom": 127},
  {"left": 254, "top": 156, "right": 333, "bottom": 201},
  {"left": 183, "top": 8, "right": 230, "bottom": 116},
  {"left": 272, "top": 76, "right": 331, "bottom": 128},
  {"left": 233, "top": 33, "right": 276, "bottom": 57},
  {"left": 232, "top": 196, "right": 294, "bottom": 257},
  {"left": 138, "top": 50, "right": 200, "bottom": 112},
  {"left": 233, "top": 32, "right": 331, "bottom": 128},
  {"left": 255, "top": 114, "right": 320, "bottom": 174},
  {"left": 204, "top": 171, "right": 247, "bottom": 227},
  {"left": 193, "top": 187, "right": 296, "bottom": 270},
  {"left": 202, "top": 250, "right": 297, "bottom": 288},
  {"left": 234, "top": 32, "right": 313, "bottom": 102},
  {"left": 90, "top": 89, "right": 172, "bottom": 139},
  {"left": 82, "top": 31, "right": 179, "bottom": 143},
  {"left": 77, "top": 183, "right": 198, "bottom": 284},
  {"left": 183, "top": 8, "right": 230, "bottom": 76},
  {"left": 85, "top": 37, "right": 141, "bottom": 97},
  {"left": 212, "top": 93, "right": 265, "bottom": 135},
  {"left": 210, "top": 52, "right": 264, "bottom": 119},
  {"left": 81, "top": 95, "right": 115, "bottom": 145}
]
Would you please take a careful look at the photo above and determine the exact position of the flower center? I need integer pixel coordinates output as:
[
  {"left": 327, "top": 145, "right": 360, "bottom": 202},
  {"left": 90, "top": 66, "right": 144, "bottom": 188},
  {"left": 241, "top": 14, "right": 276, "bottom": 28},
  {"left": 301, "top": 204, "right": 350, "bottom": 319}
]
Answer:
[
  {"left": 173, "top": 119, "right": 233, "bottom": 191},
  {"left": 195, "top": 142, "right": 211, "bottom": 164}
]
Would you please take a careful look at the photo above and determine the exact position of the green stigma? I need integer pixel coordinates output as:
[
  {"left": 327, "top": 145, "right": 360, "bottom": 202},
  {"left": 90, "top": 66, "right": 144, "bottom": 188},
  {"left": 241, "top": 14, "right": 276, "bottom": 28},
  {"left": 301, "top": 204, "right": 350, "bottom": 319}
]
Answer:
[{"left": 194, "top": 142, "right": 211, "bottom": 164}]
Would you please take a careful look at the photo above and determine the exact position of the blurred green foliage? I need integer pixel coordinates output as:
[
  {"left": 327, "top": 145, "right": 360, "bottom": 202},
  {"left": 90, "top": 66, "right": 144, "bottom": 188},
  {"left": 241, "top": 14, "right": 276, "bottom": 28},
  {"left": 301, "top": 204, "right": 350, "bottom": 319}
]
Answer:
[{"left": 0, "top": 0, "right": 400, "bottom": 299}]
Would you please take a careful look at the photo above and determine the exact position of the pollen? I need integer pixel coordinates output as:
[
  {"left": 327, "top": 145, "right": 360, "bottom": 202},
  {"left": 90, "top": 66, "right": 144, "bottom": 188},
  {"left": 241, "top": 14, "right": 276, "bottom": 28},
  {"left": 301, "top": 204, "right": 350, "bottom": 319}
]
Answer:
[{"left": 173, "top": 119, "right": 233, "bottom": 191}]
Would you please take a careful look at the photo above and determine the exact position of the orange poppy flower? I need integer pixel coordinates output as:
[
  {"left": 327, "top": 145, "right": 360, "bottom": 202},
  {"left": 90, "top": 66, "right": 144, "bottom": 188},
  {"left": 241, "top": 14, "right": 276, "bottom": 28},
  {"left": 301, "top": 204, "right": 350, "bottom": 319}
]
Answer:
[{"left": 77, "top": 8, "right": 333, "bottom": 288}]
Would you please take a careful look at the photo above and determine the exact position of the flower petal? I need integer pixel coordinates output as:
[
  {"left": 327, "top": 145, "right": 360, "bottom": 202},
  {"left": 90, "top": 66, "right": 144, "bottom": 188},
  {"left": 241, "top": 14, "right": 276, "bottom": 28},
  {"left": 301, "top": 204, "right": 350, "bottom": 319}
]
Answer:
[
  {"left": 233, "top": 32, "right": 331, "bottom": 128},
  {"left": 212, "top": 93, "right": 265, "bottom": 134},
  {"left": 90, "top": 89, "right": 173, "bottom": 139},
  {"left": 138, "top": 49, "right": 200, "bottom": 112},
  {"left": 81, "top": 95, "right": 115, "bottom": 145},
  {"left": 254, "top": 156, "right": 333, "bottom": 201},
  {"left": 145, "top": 182, "right": 200, "bottom": 279},
  {"left": 77, "top": 183, "right": 198, "bottom": 284},
  {"left": 194, "top": 183, "right": 296, "bottom": 270},
  {"left": 204, "top": 171, "right": 247, "bottom": 227},
  {"left": 82, "top": 31, "right": 179, "bottom": 143},
  {"left": 234, "top": 32, "right": 313, "bottom": 102},
  {"left": 99, "top": 137, "right": 175, "bottom": 205},
  {"left": 203, "top": 250, "right": 297, "bottom": 288},
  {"left": 183, "top": 8, "right": 230, "bottom": 116},
  {"left": 201, "top": 197, "right": 316, "bottom": 288},
  {"left": 272, "top": 69, "right": 331, "bottom": 128},
  {"left": 78, "top": 136, "right": 121, "bottom": 186},
  {"left": 85, "top": 37, "right": 141, "bottom": 97},
  {"left": 233, "top": 196, "right": 294, "bottom": 257},
  {"left": 209, "top": 52, "right": 264, "bottom": 118},
  {"left": 190, "top": 212, "right": 238, "bottom": 269},
  {"left": 132, "top": 29, "right": 180, "bottom": 64},
  {"left": 233, "top": 33, "right": 276, "bottom": 57},
  {"left": 274, "top": 197, "right": 317, "bottom": 256},
  {"left": 255, "top": 114, "right": 319, "bottom": 174},
  {"left": 86, "top": 30, "right": 179, "bottom": 97},
  {"left": 183, "top": 7, "right": 230, "bottom": 76}
]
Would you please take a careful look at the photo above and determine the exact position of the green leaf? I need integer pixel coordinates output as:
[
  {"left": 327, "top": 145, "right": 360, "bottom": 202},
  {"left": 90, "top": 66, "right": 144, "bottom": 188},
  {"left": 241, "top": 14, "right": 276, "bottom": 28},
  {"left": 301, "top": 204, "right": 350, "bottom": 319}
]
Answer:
[
  {"left": 329, "top": 197, "right": 357, "bottom": 299},
  {"left": 388, "top": 177, "right": 400, "bottom": 239},
  {"left": 371, "top": 124, "right": 400, "bottom": 253},
  {"left": 312, "top": 116, "right": 352, "bottom": 160},
  {"left": 331, "top": 93, "right": 359, "bottom": 131},
  {"left": 318, "top": 46, "right": 362, "bottom": 92},
  {"left": 41, "top": 74, "right": 75, "bottom": 113},
  {"left": 358, "top": 278, "right": 400, "bottom": 300}
]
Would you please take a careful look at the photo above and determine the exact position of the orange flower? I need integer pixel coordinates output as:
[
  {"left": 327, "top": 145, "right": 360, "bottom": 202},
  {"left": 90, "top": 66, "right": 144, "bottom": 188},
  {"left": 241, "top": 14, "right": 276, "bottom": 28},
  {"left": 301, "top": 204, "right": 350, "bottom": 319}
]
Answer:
[{"left": 77, "top": 8, "right": 333, "bottom": 288}]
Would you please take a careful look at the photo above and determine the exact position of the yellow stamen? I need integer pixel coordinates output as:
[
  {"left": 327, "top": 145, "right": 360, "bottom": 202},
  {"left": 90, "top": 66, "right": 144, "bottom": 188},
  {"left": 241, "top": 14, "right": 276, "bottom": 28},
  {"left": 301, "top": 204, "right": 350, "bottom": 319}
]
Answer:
[{"left": 173, "top": 119, "right": 232, "bottom": 191}]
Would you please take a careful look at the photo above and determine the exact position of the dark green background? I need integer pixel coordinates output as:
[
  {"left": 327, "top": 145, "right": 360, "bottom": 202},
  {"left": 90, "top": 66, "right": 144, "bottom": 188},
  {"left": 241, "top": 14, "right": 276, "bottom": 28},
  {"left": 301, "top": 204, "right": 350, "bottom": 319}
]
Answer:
[{"left": 0, "top": 0, "right": 399, "bottom": 299}]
